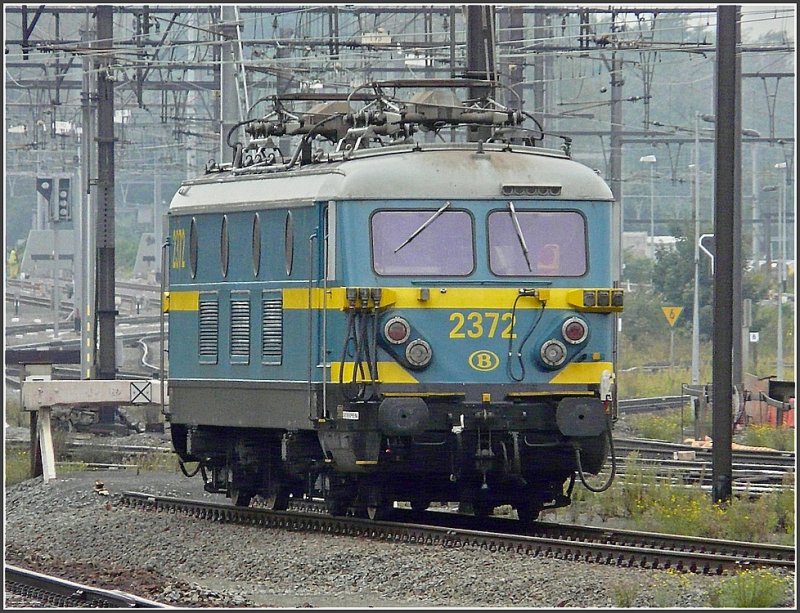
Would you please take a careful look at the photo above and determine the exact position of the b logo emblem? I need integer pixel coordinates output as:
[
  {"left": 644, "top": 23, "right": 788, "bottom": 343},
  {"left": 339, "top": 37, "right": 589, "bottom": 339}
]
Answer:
[{"left": 468, "top": 350, "right": 499, "bottom": 371}]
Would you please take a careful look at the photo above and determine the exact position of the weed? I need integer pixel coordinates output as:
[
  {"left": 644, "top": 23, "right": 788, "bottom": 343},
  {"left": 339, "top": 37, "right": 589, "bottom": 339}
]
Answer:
[
  {"left": 707, "top": 568, "right": 792, "bottom": 608},
  {"left": 629, "top": 408, "right": 696, "bottom": 443},
  {"left": 651, "top": 569, "right": 690, "bottom": 608},
  {"left": 561, "top": 459, "right": 795, "bottom": 547},
  {"left": 5, "top": 397, "right": 30, "bottom": 428},
  {"left": 135, "top": 451, "right": 180, "bottom": 472},
  {"left": 5, "top": 448, "right": 32, "bottom": 486},
  {"left": 739, "top": 424, "right": 795, "bottom": 452},
  {"left": 609, "top": 579, "right": 639, "bottom": 607}
]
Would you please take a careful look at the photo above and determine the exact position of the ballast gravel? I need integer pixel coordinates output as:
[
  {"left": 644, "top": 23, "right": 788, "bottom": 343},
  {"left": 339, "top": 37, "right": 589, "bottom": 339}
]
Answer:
[{"left": 3, "top": 466, "right": 794, "bottom": 609}]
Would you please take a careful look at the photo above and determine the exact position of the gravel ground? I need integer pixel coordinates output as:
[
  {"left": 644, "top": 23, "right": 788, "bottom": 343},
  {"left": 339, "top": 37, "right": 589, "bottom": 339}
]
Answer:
[{"left": 5, "top": 464, "right": 795, "bottom": 610}]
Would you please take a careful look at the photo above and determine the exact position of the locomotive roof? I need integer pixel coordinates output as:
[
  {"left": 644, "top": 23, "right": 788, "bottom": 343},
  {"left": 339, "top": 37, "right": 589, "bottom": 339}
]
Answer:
[{"left": 169, "top": 143, "right": 613, "bottom": 212}]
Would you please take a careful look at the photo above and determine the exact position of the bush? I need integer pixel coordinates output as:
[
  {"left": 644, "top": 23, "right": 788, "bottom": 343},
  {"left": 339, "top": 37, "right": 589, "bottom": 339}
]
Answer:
[
  {"left": 562, "top": 458, "right": 795, "bottom": 546},
  {"left": 610, "top": 579, "right": 639, "bottom": 607},
  {"left": 707, "top": 568, "right": 793, "bottom": 608},
  {"left": 739, "top": 424, "right": 795, "bottom": 452}
]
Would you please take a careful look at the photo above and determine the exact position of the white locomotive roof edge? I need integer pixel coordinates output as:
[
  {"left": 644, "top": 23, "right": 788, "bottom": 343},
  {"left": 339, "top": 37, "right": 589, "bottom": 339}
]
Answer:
[{"left": 168, "top": 146, "right": 613, "bottom": 211}]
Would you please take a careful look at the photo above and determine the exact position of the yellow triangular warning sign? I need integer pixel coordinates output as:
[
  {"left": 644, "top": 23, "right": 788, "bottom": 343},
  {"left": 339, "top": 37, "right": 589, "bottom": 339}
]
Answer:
[{"left": 662, "top": 306, "right": 683, "bottom": 327}]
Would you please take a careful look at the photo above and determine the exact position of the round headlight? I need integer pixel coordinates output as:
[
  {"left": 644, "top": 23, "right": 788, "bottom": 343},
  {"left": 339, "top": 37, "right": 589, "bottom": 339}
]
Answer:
[
  {"left": 540, "top": 339, "right": 567, "bottom": 367},
  {"left": 405, "top": 339, "right": 432, "bottom": 368},
  {"left": 562, "top": 317, "right": 588, "bottom": 345},
  {"left": 384, "top": 316, "right": 411, "bottom": 344}
]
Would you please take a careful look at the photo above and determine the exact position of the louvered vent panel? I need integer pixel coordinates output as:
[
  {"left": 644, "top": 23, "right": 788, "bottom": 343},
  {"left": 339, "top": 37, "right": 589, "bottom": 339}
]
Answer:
[
  {"left": 198, "top": 299, "right": 219, "bottom": 362},
  {"left": 262, "top": 296, "right": 283, "bottom": 364},
  {"left": 230, "top": 299, "right": 251, "bottom": 358}
]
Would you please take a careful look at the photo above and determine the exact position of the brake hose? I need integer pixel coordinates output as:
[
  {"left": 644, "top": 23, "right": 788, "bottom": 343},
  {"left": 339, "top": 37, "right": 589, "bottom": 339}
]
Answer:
[{"left": 573, "top": 414, "right": 617, "bottom": 493}]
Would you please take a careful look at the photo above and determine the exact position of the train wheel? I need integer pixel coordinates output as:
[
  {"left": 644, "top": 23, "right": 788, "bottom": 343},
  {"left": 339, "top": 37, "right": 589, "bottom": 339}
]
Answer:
[
  {"left": 365, "top": 485, "right": 391, "bottom": 520},
  {"left": 367, "top": 502, "right": 392, "bottom": 521},
  {"left": 410, "top": 498, "right": 431, "bottom": 512},
  {"left": 231, "top": 488, "right": 253, "bottom": 508},
  {"left": 262, "top": 485, "right": 289, "bottom": 511},
  {"left": 327, "top": 498, "right": 349, "bottom": 516},
  {"left": 473, "top": 501, "right": 494, "bottom": 518},
  {"left": 515, "top": 502, "right": 541, "bottom": 525}
]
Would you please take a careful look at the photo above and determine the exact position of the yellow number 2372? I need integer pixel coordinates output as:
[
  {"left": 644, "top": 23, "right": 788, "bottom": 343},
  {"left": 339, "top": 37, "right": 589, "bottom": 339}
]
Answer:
[{"left": 449, "top": 312, "right": 516, "bottom": 339}]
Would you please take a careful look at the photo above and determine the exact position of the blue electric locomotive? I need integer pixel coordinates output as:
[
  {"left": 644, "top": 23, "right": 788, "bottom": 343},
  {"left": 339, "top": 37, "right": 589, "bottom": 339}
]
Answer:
[{"left": 163, "top": 79, "right": 622, "bottom": 522}]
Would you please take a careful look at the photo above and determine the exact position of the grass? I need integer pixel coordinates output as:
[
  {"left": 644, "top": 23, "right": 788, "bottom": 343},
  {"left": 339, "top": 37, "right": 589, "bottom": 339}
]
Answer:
[
  {"left": 624, "top": 407, "right": 794, "bottom": 451},
  {"left": 563, "top": 453, "right": 795, "bottom": 546},
  {"left": 5, "top": 397, "right": 30, "bottom": 427},
  {"left": 739, "top": 424, "right": 795, "bottom": 452},
  {"left": 5, "top": 448, "right": 34, "bottom": 486},
  {"left": 708, "top": 568, "right": 794, "bottom": 608},
  {"left": 627, "top": 407, "right": 698, "bottom": 443},
  {"left": 4, "top": 450, "right": 180, "bottom": 486}
]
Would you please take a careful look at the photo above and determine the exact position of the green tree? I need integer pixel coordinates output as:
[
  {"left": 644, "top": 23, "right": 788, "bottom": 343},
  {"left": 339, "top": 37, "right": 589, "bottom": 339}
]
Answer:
[
  {"left": 651, "top": 225, "right": 714, "bottom": 338},
  {"left": 622, "top": 250, "right": 654, "bottom": 285}
]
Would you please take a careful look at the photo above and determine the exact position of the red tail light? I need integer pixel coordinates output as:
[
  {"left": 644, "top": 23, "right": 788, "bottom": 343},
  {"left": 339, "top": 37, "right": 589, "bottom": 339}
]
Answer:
[
  {"left": 562, "top": 317, "right": 588, "bottom": 344},
  {"left": 384, "top": 316, "right": 411, "bottom": 344}
]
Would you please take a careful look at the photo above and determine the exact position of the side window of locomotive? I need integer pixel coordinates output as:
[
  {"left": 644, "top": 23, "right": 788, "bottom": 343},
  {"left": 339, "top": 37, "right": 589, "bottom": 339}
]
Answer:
[
  {"left": 252, "top": 213, "right": 261, "bottom": 277},
  {"left": 220, "top": 215, "right": 230, "bottom": 277},
  {"left": 488, "top": 210, "right": 587, "bottom": 277},
  {"left": 189, "top": 217, "right": 198, "bottom": 279},
  {"left": 371, "top": 209, "right": 474, "bottom": 276},
  {"left": 284, "top": 211, "right": 294, "bottom": 276}
]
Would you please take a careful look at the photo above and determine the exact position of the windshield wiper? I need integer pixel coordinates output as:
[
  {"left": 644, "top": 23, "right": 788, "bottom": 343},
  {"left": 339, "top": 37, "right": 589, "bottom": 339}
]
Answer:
[
  {"left": 507, "top": 201, "right": 532, "bottom": 271},
  {"left": 394, "top": 201, "right": 451, "bottom": 253}
]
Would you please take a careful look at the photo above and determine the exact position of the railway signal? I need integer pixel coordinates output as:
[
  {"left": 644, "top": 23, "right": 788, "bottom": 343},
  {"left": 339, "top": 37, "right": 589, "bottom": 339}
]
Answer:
[
  {"left": 56, "top": 178, "right": 72, "bottom": 222},
  {"left": 38, "top": 176, "right": 72, "bottom": 223}
]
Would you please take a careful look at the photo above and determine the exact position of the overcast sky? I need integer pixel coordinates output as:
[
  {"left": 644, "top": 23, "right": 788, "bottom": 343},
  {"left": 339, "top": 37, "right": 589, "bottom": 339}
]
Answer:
[{"left": 738, "top": 4, "right": 796, "bottom": 41}]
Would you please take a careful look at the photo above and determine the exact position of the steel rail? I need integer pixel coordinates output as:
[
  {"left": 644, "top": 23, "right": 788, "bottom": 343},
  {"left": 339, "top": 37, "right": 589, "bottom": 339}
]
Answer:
[
  {"left": 119, "top": 491, "right": 795, "bottom": 575},
  {"left": 4, "top": 564, "right": 170, "bottom": 608}
]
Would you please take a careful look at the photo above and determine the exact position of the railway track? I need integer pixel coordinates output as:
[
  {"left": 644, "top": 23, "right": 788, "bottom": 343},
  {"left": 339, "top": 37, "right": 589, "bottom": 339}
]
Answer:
[
  {"left": 6, "top": 277, "right": 161, "bottom": 316},
  {"left": 615, "top": 437, "right": 796, "bottom": 467},
  {"left": 609, "top": 437, "right": 795, "bottom": 494},
  {"left": 4, "top": 564, "right": 169, "bottom": 608},
  {"left": 119, "top": 491, "right": 794, "bottom": 576}
]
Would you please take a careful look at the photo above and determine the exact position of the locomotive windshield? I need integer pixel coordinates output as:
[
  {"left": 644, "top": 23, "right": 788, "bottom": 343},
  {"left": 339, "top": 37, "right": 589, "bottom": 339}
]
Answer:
[
  {"left": 488, "top": 210, "right": 587, "bottom": 276},
  {"left": 372, "top": 209, "right": 474, "bottom": 276}
]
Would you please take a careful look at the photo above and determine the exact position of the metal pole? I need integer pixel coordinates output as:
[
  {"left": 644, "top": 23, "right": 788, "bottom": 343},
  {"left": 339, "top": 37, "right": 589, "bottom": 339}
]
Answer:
[
  {"left": 610, "top": 51, "right": 623, "bottom": 373},
  {"left": 219, "top": 4, "right": 239, "bottom": 162},
  {"left": 691, "top": 112, "right": 701, "bottom": 385},
  {"left": 53, "top": 225, "right": 60, "bottom": 337},
  {"left": 95, "top": 5, "right": 117, "bottom": 396},
  {"left": 751, "top": 145, "right": 760, "bottom": 264},
  {"left": 777, "top": 173, "right": 785, "bottom": 379},
  {"left": 649, "top": 164, "right": 655, "bottom": 258},
  {"left": 449, "top": 5, "right": 455, "bottom": 79},
  {"left": 465, "top": 5, "right": 495, "bottom": 142},
  {"left": 711, "top": 4, "right": 736, "bottom": 505},
  {"left": 81, "top": 9, "right": 95, "bottom": 379},
  {"left": 731, "top": 9, "right": 743, "bottom": 400},
  {"left": 153, "top": 173, "right": 161, "bottom": 277},
  {"left": 670, "top": 328, "right": 674, "bottom": 369}
]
